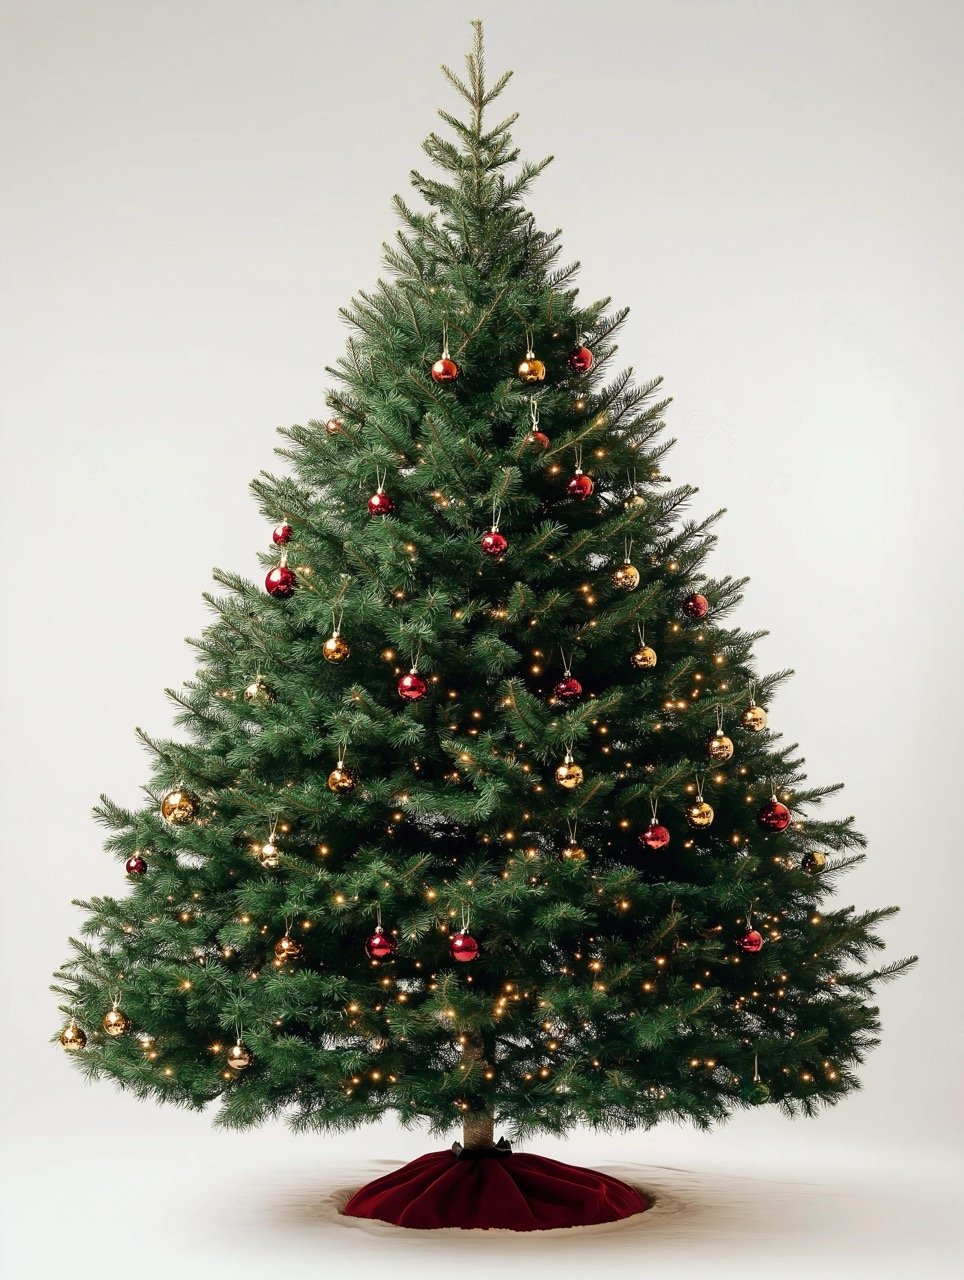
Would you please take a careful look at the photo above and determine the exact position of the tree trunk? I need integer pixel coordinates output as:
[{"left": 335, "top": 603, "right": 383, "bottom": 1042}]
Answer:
[{"left": 461, "top": 1032, "right": 494, "bottom": 1149}]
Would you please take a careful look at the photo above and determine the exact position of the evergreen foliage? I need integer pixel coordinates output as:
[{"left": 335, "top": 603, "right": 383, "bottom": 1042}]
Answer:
[{"left": 53, "top": 23, "right": 914, "bottom": 1143}]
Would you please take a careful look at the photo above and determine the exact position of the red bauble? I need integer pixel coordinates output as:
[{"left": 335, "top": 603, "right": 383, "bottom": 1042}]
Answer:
[
  {"left": 567, "top": 345, "right": 594, "bottom": 374},
  {"left": 398, "top": 671, "right": 428, "bottom": 702},
  {"left": 125, "top": 854, "right": 147, "bottom": 876},
  {"left": 450, "top": 932, "right": 480, "bottom": 963},
  {"left": 265, "top": 565, "right": 297, "bottom": 598},
  {"left": 567, "top": 472, "right": 594, "bottom": 499},
  {"left": 639, "top": 823, "right": 671, "bottom": 851},
  {"left": 368, "top": 489, "right": 395, "bottom": 517},
  {"left": 431, "top": 356, "right": 460, "bottom": 383},
  {"left": 758, "top": 800, "right": 791, "bottom": 832},
  {"left": 554, "top": 675, "right": 583, "bottom": 701},
  {"left": 272, "top": 522, "right": 292, "bottom": 545},
  {"left": 528, "top": 430, "right": 550, "bottom": 449},
  {"left": 682, "top": 593, "right": 709, "bottom": 619},
  {"left": 365, "top": 926, "right": 398, "bottom": 960},
  {"left": 481, "top": 529, "right": 508, "bottom": 557},
  {"left": 737, "top": 929, "right": 764, "bottom": 954}
]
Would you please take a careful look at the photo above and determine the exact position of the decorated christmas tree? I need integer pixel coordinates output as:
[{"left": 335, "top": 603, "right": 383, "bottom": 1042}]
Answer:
[{"left": 53, "top": 24, "right": 913, "bottom": 1231}]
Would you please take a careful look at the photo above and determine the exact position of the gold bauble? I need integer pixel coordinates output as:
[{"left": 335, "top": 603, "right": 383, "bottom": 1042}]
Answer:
[
  {"left": 295, "top": 564, "right": 313, "bottom": 578},
  {"left": 707, "top": 731, "right": 734, "bottom": 762},
  {"left": 555, "top": 759, "right": 585, "bottom": 790},
  {"left": 243, "top": 679, "right": 275, "bottom": 705},
  {"left": 258, "top": 841, "right": 280, "bottom": 869},
  {"left": 160, "top": 788, "right": 199, "bottom": 826},
  {"left": 741, "top": 705, "right": 768, "bottom": 732},
  {"left": 102, "top": 1008, "right": 131, "bottom": 1037},
  {"left": 227, "top": 1042, "right": 253, "bottom": 1069},
  {"left": 274, "top": 935, "right": 303, "bottom": 962},
  {"left": 686, "top": 800, "right": 715, "bottom": 829},
  {"left": 517, "top": 357, "right": 546, "bottom": 383},
  {"left": 60, "top": 1022, "right": 87, "bottom": 1052},
  {"left": 802, "top": 850, "right": 827, "bottom": 874},
  {"left": 322, "top": 635, "right": 351, "bottom": 663},
  {"left": 328, "top": 765, "right": 358, "bottom": 794},
  {"left": 624, "top": 494, "right": 647, "bottom": 510},
  {"left": 562, "top": 842, "right": 587, "bottom": 861},
  {"left": 325, "top": 416, "right": 343, "bottom": 435},
  {"left": 631, "top": 645, "right": 657, "bottom": 670},
  {"left": 612, "top": 563, "right": 640, "bottom": 591}
]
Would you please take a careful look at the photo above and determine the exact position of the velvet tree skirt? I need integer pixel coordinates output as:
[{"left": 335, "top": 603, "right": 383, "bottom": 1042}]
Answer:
[{"left": 342, "top": 1146, "right": 653, "bottom": 1231}]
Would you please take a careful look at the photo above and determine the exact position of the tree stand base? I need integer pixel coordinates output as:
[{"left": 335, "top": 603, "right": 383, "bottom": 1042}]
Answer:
[{"left": 342, "top": 1142, "right": 652, "bottom": 1231}]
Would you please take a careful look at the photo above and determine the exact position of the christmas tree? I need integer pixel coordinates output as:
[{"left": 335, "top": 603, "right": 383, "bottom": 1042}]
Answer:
[{"left": 53, "top": 24, "right": 913, "bottom": 1231}]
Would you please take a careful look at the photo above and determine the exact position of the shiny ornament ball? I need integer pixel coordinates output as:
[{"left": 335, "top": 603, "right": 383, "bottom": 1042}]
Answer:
[
  {"left": 322, "top": 635, "right": 351, "bottom": 663},
  {"left": 624, "top": 494, "right": 647, "bottom": 510},
  {"left": 567, "top": 345, "right": 594, "bottom": 374},
  {"left": 562, "top": 842, "right": 587, "bottom": 861},
  {"left": 612, "top": 563, "right": 640, "bottom": 591},
  {"left": 528, "top": 430, "right": 550, "bottom": 449},
  {"left": 758, "top": 800, "right": 791, "bottom": 832},
  {"left": 398, "top": 671, "right": 428, "bottom": 702},
  {"left": 368, "top": 489, "right": 394, "bottom": 517},
  {"left": 741, "top": 704, "right": 768, "bottom": 732},
  {"left": 274, "top": 935, "right": 302, "bottom": 963},
  {"left": 737, "top": 929, "right": 764, "bottom": 954},
  {"left": 324, "top": 416, "right": 344, "bottom": 435},
  {"left": 682, "top": 592, "right": 709, "bottom": 619},
  {"left": 742, "top": 1081, "right": 771, "bottom": 1105},
  {"left": 327, "top": 765, "right": 358, "bottom": 794},
  {"left": 243, "top": 678, "right": 275, "bottom": 705},
  {"left": 102, "top": 1008, "right": 131, "bottom": 1037},
  {"left": 450, "top": 932, "right": 480, "bottom": 962},
  {"left": 686, "top": 800, "right": 715, "bottom": 829},
  {"left": 481, "top": 529, "right": 508, "bottom": 557},
  {"left": 431, "top": 356, "right": 460, "bottom": 383},
  {"left": 227, "top": 1042, "right": 253, "bottom": 1070},
  {"left": 258, "top": 841, "right": 280, "bottom": 869},
  {"left": 639, "top": 823, "right": 671, "bottom": 851},
  {"left": 272, "top": 522, "right": 292, "bottom": 545},
  {"left": 160, "top": 788, "right": 199, "bottom": 826},
  {"left": 125, "top": 853, "right": 147, "bottom": 876},
  {"left": 365, "top": 926, "right": 397, "bottom": 960},
  {"left": 60, "top": 1023, "right": 87, "bottom": 1052},
  {"left": 707, "top": 731, "right": 734, "bottom": 762},
  {"left": 802, "top": 850, "right": 827, "bottom": 874},
  {"left": 567, "top": 472, "right": 594, "bottom": 499},
  {"left": 631, "top": 645, "right": 657, "bottom": 670},
  {"left": 555, "top": 760, "right": 585, "bottom": 790},
  {"left": 265, "top": 565, "right": 297, "bottom": 598},
  {"left": 517, "top": 357, "right": 546, "bottom": 383},
  {"left": 553, "top": 675, "right": 583, "bottom": 701}
]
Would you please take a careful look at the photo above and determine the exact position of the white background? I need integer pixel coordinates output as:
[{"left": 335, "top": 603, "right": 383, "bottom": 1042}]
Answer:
[{"left": 2, "top": 1, "right": 962, "bottom": 1275}]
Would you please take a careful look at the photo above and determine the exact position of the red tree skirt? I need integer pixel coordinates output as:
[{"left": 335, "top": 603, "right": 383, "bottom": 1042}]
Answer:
[{"left": 342, "top": 1147, "right": 652, "bottom": 1231}]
